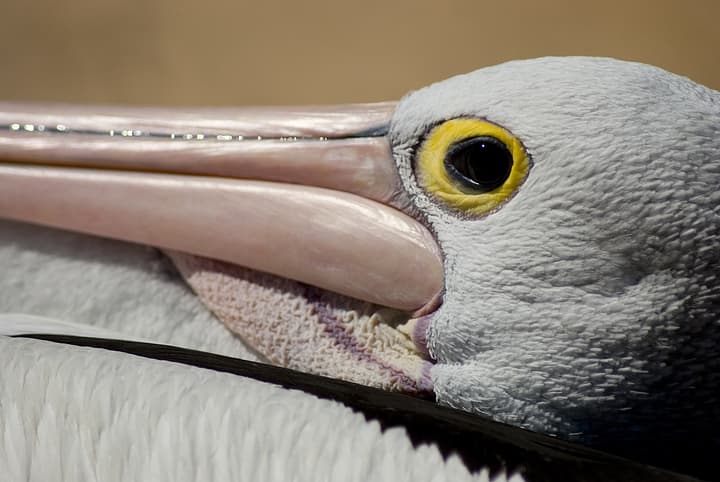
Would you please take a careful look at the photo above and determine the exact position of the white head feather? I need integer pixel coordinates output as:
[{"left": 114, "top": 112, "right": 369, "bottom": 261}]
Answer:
[{"left": 390, "top": 57, "right": 720, "bottom": 455}]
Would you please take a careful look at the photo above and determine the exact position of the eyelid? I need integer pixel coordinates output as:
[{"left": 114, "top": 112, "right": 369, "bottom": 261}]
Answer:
[{"left": 415, "top": 118, "right": 530, "bottom": 216}]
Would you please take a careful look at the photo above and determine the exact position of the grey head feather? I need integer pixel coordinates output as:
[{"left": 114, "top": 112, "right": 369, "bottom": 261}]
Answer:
[{"left": 390, "top": 56, "right": 720, "bottom": 470}]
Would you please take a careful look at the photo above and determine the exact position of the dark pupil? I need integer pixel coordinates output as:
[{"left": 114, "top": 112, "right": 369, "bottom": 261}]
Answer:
[{"left": 444, "top": 136, "right": 513, "bottom": 192}]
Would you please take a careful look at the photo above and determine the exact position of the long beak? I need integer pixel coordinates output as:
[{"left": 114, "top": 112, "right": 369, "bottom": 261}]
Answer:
[{"left": 0, "top": 102, "right": 442, "bottom": 313}]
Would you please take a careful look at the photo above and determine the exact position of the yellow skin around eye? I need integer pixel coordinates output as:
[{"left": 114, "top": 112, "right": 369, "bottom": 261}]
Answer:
[{"left": 417, "top": 118, "right": 530, "bottom": 216}]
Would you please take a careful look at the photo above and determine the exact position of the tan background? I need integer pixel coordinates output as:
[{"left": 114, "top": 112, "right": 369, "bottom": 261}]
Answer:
[{"left": 1, "top": 0, "right": 718, "bottom": 106}]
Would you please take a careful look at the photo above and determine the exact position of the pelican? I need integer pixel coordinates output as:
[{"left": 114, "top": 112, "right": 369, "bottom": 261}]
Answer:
[{"left": 0, "top": 56, "right": 717, "bottom": 481}]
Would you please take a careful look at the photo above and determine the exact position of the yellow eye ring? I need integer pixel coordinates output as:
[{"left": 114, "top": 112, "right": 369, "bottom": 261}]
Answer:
[{"left": 416, "top": 118, "right": 530, "bottom": 216}]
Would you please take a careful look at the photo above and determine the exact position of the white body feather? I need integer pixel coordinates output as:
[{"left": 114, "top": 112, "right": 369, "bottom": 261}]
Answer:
[{"left": 0, "top": 335, "right": 521, "bottom": 482}]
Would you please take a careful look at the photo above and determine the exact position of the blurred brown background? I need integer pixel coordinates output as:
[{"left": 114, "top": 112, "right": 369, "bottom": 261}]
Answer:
[{"left": 1, "top": 0, "right": 718, "bottom": 106}]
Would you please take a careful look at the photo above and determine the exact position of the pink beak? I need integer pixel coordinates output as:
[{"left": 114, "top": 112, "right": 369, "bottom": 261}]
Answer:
[{"left": 0, "top": 102, "right": 443, "bottom": 313}]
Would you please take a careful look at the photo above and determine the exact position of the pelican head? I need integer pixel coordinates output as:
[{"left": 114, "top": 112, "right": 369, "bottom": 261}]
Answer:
[
  {"left": 1, "top": 56, "right": 718, "bottom": 468},
  {"left": 390, "top": 57, "right": 720, "bottom": 455}
]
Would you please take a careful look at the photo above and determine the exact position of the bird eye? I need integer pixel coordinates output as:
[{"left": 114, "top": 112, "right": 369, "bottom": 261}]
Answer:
[
  {"left": 445, "top": 136, "right": 513, "bottom": 192},
  {"left": 416, "top": 118, "right": 530, "bottom": 216}
]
